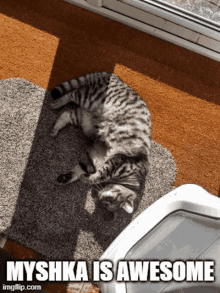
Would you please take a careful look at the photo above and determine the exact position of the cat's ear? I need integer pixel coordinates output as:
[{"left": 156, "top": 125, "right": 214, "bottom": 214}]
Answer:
[{"left": 121, "top": 197, "right": 134, "bottom": 214}]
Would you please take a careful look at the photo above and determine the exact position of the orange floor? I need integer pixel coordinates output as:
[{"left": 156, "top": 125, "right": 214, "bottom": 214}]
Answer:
[{"left": 0, "top": 0, "right": 220, "bottom": 292}]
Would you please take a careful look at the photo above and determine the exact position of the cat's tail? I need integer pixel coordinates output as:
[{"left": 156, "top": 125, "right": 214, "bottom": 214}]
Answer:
[
  {"left": 50, "top": 74, "right": 94, "bottom": 108},
  {"left": 50, "top": 72, "right": 113, "bottom": 109},
  {"left": 50, "top": 90, "right": 80, "bottom": 109},
  {"left": 50, "top": 72, "right": 112, "bottom": 100},
  {"left": 50, "top": 76, "right": 87, "bottom": 100}
]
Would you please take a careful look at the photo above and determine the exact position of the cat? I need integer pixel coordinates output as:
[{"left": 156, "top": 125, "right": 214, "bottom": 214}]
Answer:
[{"left": 50, "top": 72, "right": 151, "bottom": 218}]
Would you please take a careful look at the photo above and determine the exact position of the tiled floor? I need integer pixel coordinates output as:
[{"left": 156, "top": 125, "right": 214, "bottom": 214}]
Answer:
[{"left": 158, "top": 0, "right": 220, "bottom": 23}]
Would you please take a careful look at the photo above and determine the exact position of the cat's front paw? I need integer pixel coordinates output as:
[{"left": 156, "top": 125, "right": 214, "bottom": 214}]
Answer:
[
  {"left": 57, "top": 172, "right": 78, "bottom": 184},
  {"left": 50, "top": 128, "right": 58, "bottom": 137},
  {"left": 57, "top": 173, "right": 72, "bottom": 184},
  {"left": 51, "top": 99, "right": 63, "bottom": 109},
  {"left": 51, "top": 102, "right": 60, "bottom": 109}
]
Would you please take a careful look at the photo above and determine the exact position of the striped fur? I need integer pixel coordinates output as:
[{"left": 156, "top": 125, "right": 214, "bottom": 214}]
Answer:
[{"left": 50, "top": 72, "right": 151, "bottom": 217}]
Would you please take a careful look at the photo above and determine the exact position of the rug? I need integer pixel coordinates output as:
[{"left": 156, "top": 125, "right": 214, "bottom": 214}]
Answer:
[{"left": 0, "top": 79, "right": 176, "bottom": 273}]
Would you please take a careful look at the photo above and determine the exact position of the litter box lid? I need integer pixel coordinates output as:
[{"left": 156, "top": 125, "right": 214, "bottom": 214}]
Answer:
[{"left": 99, "top": 184, "right": 220, "bottom": 293}]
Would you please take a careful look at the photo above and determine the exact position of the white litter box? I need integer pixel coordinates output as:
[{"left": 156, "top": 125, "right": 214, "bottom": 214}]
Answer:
[{"left": 98, "top": 184, "right": 220, "bottom": 293}]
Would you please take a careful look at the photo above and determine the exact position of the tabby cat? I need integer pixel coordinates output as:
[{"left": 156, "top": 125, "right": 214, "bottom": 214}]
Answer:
[{"left": 50, "top": 72, "right": 151, "bottom": 218}]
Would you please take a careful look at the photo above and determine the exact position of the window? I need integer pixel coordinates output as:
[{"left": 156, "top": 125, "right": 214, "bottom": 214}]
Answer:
[{"left": 64, "top": 0, "right": 220, "bottom": 61}]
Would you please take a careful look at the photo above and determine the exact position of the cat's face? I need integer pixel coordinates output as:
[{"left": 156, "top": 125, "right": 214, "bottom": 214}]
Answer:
[{"left": 98, "top": 184, "right": 137, "bottom": 214}]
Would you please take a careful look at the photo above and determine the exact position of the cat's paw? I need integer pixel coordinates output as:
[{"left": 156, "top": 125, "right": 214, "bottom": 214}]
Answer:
[
  {"left": 50, "top": 101, "right": 61, "bottom": 109},
  {"left": 57, "top": 172, "right": 78, "bottom": 184},
  {"left": 57, "top": 173, "right": 72, "bottom": 184},
  {"left": 50, "top": 128, "right": 58, "bottom": 137}
]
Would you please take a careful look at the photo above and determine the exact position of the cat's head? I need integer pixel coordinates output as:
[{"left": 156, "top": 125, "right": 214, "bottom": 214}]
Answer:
[{"left": 98, "top": 184, "right": 137, "bottom": 215}]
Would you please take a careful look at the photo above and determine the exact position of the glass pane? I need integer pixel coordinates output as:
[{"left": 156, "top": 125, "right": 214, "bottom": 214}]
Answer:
[
  {"left": 120, "top": 0, "right": 220, "bottom": 26},
  {"left": 153, "top": 0, "right": 220, "bottom": 24},
  {"left": 125, "top": 211, "right": 220, "bottom": 293}
]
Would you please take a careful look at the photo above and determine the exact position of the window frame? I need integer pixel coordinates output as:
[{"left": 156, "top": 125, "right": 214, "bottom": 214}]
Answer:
[{"left": 64, "top": 0, "right": 220, "bottom": 62}]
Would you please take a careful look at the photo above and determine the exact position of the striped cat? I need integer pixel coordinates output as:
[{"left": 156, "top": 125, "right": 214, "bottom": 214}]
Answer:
[{"left": 50, "top": 72, "right": 151, "bottom": 218}]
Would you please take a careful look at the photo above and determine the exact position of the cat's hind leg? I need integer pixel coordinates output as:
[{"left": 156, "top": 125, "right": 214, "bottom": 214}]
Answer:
[
  {"left": 50, "top": 107, "right": 94, "bottom": 137},
  {"left": 50, "top": 110, "right": 74, "bottom": 137}
]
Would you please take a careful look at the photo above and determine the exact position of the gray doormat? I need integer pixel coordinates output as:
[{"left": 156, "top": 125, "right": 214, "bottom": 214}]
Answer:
[{"left": 0, "top": 78, "right": 176, "bottom": 268}]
